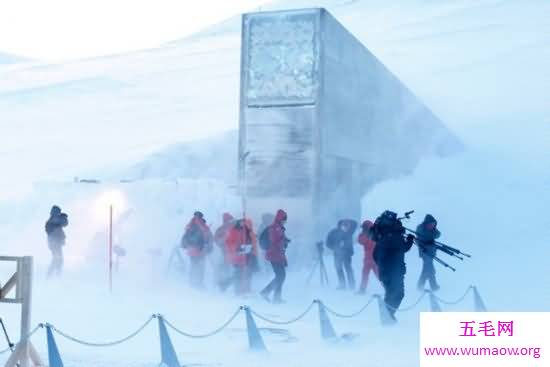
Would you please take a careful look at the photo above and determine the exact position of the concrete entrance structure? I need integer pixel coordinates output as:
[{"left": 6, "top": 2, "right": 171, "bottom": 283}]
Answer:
[{"left": 238, "top": 8, "right": 459, "bottom": 262}]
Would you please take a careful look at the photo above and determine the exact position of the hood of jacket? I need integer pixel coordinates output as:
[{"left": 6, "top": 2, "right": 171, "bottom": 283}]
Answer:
[
  {"left": 222, "top": 212, "right": 234, "bottom": 224},
  {"left": 423, "top": 214, "right": 437, "bottom": 226},
  {"left": 361, "top": 220, "right": 374, "bottom": 231},
  {"left": 337, "top": 219, "right": 358, "bottom": 234},
  {"left": 274, "top": 209, "right": 287, "bottom": 224}
]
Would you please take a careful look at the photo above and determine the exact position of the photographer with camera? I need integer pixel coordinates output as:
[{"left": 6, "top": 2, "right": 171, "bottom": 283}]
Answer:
[
  {"left": 326, "top": 219, "right": 358, "bottom": 290},
  {"left": 45, "top": 205, "right": 69, "bottom": 278},
  {"left": 416, "top": 214, "right": 441, "bottom": 292},
  {"left": 260, "top": 209, "right": 290, "bottom": 304},
  {"left": 370, "top": 211, "right": 414, "bottom": 322}
]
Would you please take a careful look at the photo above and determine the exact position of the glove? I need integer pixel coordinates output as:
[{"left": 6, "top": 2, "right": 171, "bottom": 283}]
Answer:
[{"left": 406, "top": 234, "right": 415, "bottom": 245}]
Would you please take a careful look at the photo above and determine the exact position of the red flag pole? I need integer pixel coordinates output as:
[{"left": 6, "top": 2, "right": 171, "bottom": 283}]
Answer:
[{"left": 109, "top": 205, "right": 113, "bottom": 293}]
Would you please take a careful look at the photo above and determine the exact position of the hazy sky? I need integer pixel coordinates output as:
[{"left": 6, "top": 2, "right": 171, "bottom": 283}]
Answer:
[{"left": 0, "top": 0, "right": 270, "bottom": 61}]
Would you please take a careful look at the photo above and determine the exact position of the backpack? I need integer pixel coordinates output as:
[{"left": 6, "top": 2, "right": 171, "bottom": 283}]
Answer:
[
  {"left": 182, "top": 223, "right": 205, "bottom": 249},
  {"left": 259, "top": 226, "right": 271, "bottom": 250},
  {"left": 325, "top": 229, "right": 339, "bottom": 250}
]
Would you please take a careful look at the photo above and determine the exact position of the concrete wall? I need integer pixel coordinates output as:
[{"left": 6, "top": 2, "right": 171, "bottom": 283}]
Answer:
[
  {"left": 239, "top": 8, "right": 460, "bottom": 263},
  {"left": 239, "top": 10, "right": 322, "bottom": 259}
]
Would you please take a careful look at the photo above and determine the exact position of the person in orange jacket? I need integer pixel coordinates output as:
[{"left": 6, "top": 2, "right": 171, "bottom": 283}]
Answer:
[
  {"left": 181, "top": 211, "right": 213, "bottom": 288},
  {"left": 357, "top": 220, "right": 379, "bottom": 294},
  {"left": 213, "top": 212, "right": 235, "bottom": 283},
  {"left": 214, "top": 213, "right": 235, "bottom": 261},
  {"left": 219, "top": 218, "right": 257, "bottom": 295}
]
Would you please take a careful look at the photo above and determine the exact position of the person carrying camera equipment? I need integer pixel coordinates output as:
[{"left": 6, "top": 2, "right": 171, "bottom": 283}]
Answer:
[
  {"left": 403, "top": 210, "right": 470, "bottom": 273},
  {"left": 45, "top": 205, "right": 69, "bottom": 278},
  {"left": 357, "top": 220, "right": 379, "bottom": 294},
  {"left": 219, "top": 218, "right": 257, "bottom": 295},
  {"left": 181, "top": 211, "right": 213, "bottom": 288},
  {"left": 260, "top": 209, "right": 290, "bottom": 304},
  {"left": 416, "top": 214, "right": 441, "bottom": 292},
  {"left": 370, "top": 211, "right": 414, "bottom": 322},
  {"left": 326, "top": 219, "right": 358, "bottom": 290}
]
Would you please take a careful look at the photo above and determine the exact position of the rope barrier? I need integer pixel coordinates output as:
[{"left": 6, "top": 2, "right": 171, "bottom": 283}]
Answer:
[
  {"left": 321, "top": 296, "right": 376, "bottom": 318},
  {"left": 432, "top": 286, "right": 473, "bottom": 305},
  {"left": 250, "top": 302, "right": 316, "bottom": 325},
  {"left": 380, "top": 291, "right": 428, "bottom": 313},
  {"left": 396, "top": 291, "right": 428, "bottom": 312},
  {"left": 0, "top": 345, "right": 12, "bottom": 355},
  {"left": 50, "top": 315, "right": 154, "bottom": 347},
  {"left": 0, "top": 285, "right": 479, "bottom": 358},
  {"left": 0, "top": 324, "right": 42, "bottom": 354},
  {"left": 162, "top": 308, "right": 241, "bottom": 338}
]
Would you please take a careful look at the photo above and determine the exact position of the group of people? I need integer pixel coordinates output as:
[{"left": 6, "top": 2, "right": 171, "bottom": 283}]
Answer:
[
  {"left": 178, "top": 208, "right": 443, "bottom": 311},
  {"left": 44, "top": 204, "right": 443, "bottom": 314},
  {"left": 325, "top": 219, "right": 380, "bottom": 294},
  {"left": 324, "top": 213, "right": 441, "bottom": 296},
  {"left": 180, "top": 209, "right": 290, "bottom": 303},
  {"left": 362, "top": 211, "right": 441, "bottom": 322}
]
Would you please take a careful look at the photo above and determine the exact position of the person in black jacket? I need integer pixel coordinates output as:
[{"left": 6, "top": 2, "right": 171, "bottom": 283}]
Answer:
[
  {"left": 326, "top": 219, "right": 358, "bottom": 290},
  {"left": 370, "top": 211, "right": 414, "bottom": 321},
  {"left": 45, "top": 205, "right": 68, "bottom": 277},
  {"left": 416, "top": 214, "right": 441, "bottom": 292}
]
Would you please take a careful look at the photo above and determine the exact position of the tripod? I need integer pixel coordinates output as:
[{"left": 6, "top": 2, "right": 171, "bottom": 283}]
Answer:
[
  {"left": 166, "top": 244, "right": 187, "bottom": 276},
  {"left": 306, "top": 241, "right": 329, "bottom": 287}
]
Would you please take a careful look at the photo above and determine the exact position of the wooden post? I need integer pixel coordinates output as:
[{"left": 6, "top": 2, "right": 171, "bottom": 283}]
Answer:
[
  {"left": 109, "top": 205, "right": 113, "bottom": 293},
  {"left": 3, "top": 256, "right": 45, "bottom": 367},
  {"left": 19, "top": 257, "right": 32, "bottom": 367}
]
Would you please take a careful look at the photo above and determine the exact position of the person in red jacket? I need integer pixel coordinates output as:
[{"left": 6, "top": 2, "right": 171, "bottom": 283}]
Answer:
[
  {"left": 357, "top": 220, "right": 379, "bottom": 294},
  {"left": 181, "top": 211, "right": 213, "bottom": 288},
  {"left": 260, "top": 209, "right": 289, "bottom": 304},
  {"left": 219, "top": 218, "right": 257, "bottom": 295}
]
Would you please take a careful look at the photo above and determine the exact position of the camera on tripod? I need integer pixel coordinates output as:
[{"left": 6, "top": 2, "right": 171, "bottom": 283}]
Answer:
[{"left": 307, "top": 240, "right": 329, "bottom": 287}]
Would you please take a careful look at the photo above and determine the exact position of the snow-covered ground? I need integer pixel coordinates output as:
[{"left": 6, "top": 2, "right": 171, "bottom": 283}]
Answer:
[
  {"left": 0, "top": 52, "right": 27, "bottom": 65},
  {"left": 1, "top": 0, "right": 549, "bottom": 366}
]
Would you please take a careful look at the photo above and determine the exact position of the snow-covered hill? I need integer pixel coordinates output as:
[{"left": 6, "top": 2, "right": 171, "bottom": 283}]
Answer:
[
  {"left": 96, "top": 130, "right": 238, "bottom": 183},
  {"left": 1, "top": 0, "right": 547, "bottom": 188}
]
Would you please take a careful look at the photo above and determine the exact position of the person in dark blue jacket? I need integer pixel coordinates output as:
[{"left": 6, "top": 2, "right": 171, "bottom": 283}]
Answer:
[
  {"left": 416, "top": 214, "right": 441, "bottom": 291},
  {"left": 326, "top": 219, "right": 358, "bottom": 290},
  {"left": 370, "top": 211, "right": 414, "bottom": 321},
  {"left": 45, "top": 205, "right": 68, "bottom": 277}
]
